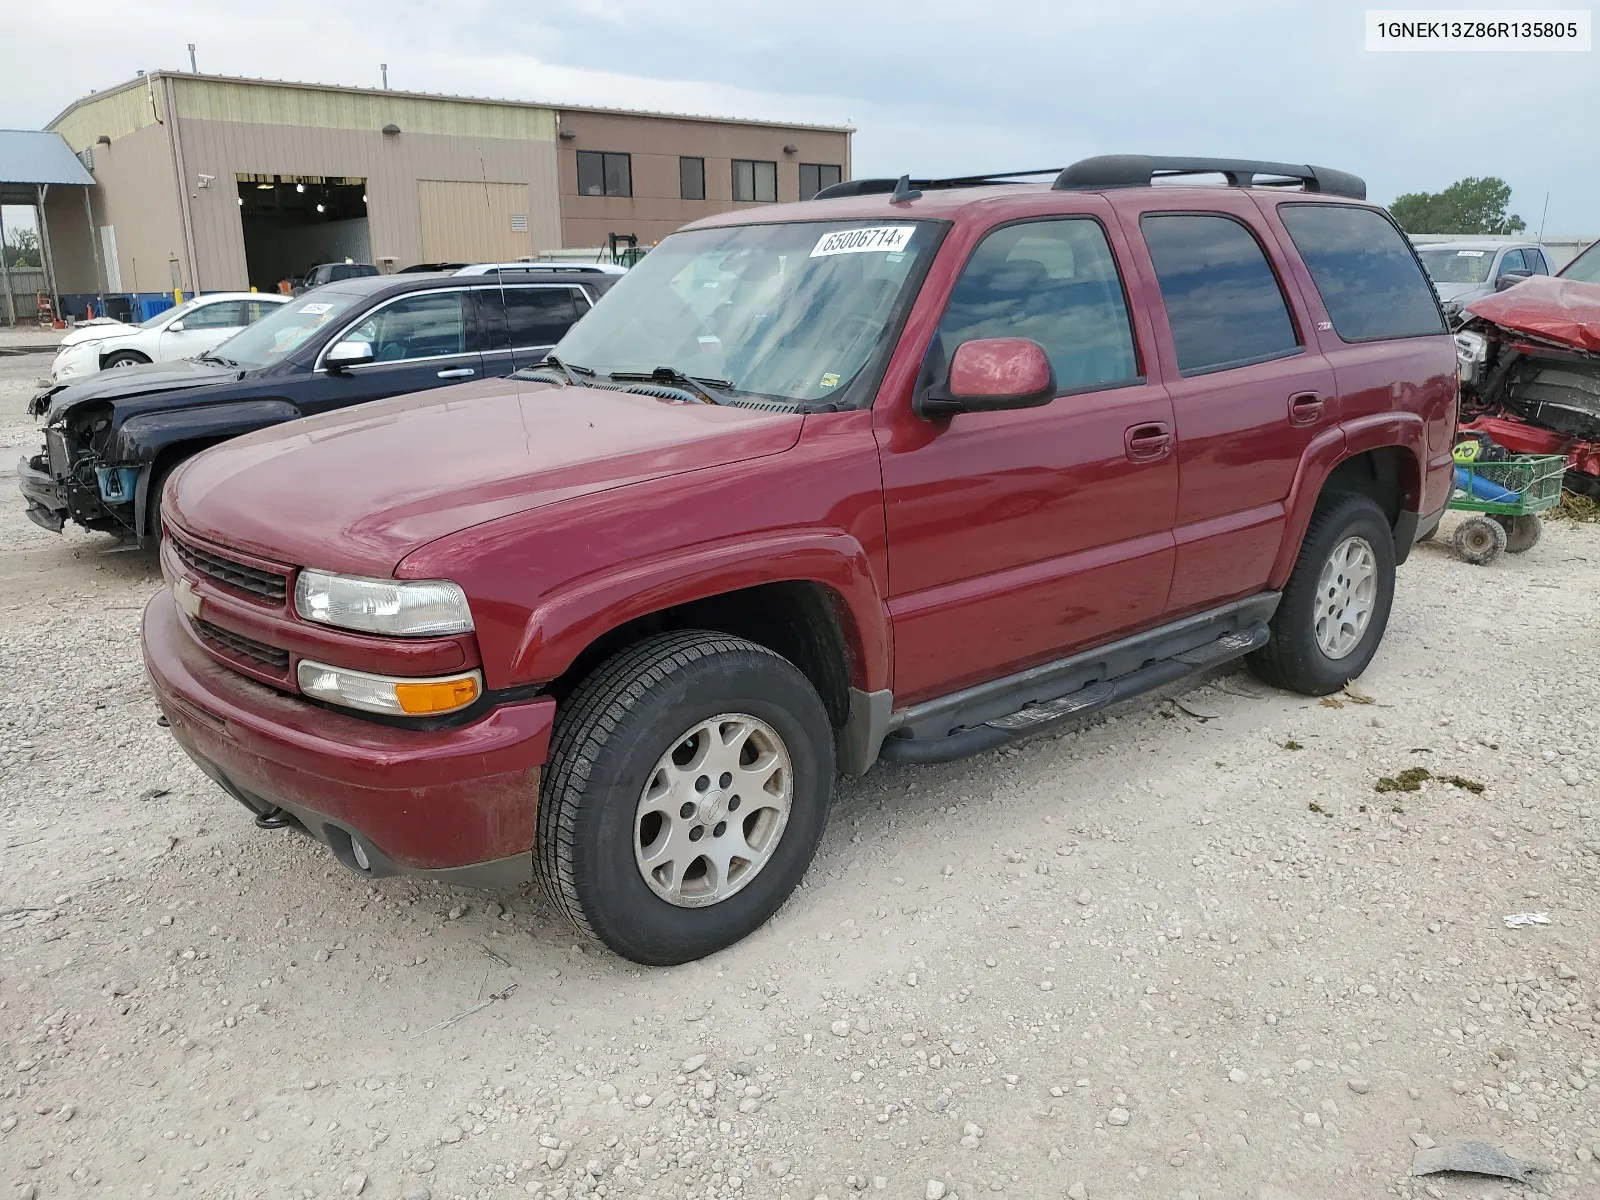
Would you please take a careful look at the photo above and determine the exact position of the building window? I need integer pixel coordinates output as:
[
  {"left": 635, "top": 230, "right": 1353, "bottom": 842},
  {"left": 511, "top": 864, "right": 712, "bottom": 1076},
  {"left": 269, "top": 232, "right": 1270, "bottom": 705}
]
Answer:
[
  {"left": 680, "top": 156, "right": 706, "bottom": 201},
  {"left": 799, "top": 163, "right": 842, "bottom": 200},
  {"left": 577, "top": 151, "right": 632, "bottom": 198},
  {"left": 732, "top": 159, "right": 777, "bottom": 204}
]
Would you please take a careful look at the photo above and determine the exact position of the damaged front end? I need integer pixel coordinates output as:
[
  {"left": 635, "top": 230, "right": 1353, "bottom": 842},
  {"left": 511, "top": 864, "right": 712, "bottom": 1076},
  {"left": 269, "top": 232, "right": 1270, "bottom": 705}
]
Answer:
[
  {"left": 1457, "top": 275, "right": 1600, "bottom": 497},
  {"left": 18, "top": 403, "right": 146, "bottom": 538}
]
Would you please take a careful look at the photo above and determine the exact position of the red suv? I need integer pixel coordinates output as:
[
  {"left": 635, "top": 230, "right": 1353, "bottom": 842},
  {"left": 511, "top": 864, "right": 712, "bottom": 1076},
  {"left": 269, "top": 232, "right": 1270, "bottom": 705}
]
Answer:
[{"left": 143, "top": 155, "right": 1457, "bottom": 964}]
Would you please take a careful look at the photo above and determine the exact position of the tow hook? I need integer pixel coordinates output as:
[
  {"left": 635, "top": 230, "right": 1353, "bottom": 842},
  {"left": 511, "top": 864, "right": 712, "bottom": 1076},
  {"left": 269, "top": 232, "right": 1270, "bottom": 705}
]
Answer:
[{"left": 254, "top": 807, "right": 294, "bottom": 830}]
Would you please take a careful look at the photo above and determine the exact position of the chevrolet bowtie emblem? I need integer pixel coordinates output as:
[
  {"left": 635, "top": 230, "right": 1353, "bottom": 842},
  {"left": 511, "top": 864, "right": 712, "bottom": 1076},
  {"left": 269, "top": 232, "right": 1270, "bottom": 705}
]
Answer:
[{"left": 174, "top": 576, "right": 203, "bottom": 620}]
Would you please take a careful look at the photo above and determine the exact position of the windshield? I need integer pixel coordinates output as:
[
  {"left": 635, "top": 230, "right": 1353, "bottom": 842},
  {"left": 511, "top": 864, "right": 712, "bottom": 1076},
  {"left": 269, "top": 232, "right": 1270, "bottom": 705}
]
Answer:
[
  {"left": 548, "top": 219, "right": 938, "bottom": 405},
  {"left": 1560, "top": 240, "right": 1600, "bottom": 283},
  {"left": 139, "top": 298, "right": 201, "bottom": 330},
  {"left": 1418, "top": 248, "right": 1495, "bottom": 285},
  {"left": 209, "top": 291, "right": 364, "bottom": 368}
]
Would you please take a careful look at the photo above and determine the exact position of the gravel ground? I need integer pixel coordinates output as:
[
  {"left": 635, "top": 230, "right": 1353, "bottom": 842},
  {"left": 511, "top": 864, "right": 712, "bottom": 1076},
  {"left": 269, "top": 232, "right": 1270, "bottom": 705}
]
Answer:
[{"left": 2, "top": 349, "right": 1597, "bottom": 1200}]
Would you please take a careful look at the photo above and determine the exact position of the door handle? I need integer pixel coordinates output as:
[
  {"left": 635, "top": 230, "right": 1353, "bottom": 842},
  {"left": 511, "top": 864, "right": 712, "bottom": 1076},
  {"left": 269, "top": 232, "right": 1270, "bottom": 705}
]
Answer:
[
  {"left": 1124, "top": 422, "right": 1173, "bottom": 463},
  {"left": 437, "top": 368, "right": 476, "bottom": 379},
  {"left": 1288, "top": 392, "right": 1324, "bottom": 425}
]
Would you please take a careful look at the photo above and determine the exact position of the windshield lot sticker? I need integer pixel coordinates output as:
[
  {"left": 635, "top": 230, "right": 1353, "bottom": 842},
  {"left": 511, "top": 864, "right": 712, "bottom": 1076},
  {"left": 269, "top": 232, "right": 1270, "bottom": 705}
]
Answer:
[
  {"left": 298, "top": 302, "right": 334, "bottom": 313},
  {"left": 1457, "top": 250, "right": 1486, "bottom": 257},
  {"left": 820, "top": 372, "right": 841, "bottom": 388},
  {"left": 810, "top": 226, "right": 915, "bottom": 258}
]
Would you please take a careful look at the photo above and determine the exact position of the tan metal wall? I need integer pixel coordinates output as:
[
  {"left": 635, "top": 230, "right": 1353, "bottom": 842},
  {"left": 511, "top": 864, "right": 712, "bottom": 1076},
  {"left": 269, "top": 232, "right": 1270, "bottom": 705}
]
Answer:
[
  {"left": 44, "top": 113, "right": 187, "bottom": 297},
  {"left": 554, "top": 109, "right": 852, "bottom": 248},
  {"left": 168, "top": 78, "right": 561, "bottom": 289},
  {"left": 418, "top": 181, "right": 535, "bottom": 262}
]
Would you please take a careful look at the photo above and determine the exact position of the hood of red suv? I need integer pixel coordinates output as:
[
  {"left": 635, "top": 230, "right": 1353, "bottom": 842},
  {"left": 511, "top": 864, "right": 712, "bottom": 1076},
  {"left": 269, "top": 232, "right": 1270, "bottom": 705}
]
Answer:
[{"left": 170, "top": 377, "right": 803, "bottom": 575}]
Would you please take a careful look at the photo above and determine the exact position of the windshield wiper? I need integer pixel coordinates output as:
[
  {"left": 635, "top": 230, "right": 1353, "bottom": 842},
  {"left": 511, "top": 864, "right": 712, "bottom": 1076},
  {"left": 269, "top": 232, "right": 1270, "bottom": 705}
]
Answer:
[
  {"left": 516, "top": 354, "right": 594, "bottom": 385},
  {"left": 197, "top": 350, "right": 240, "bottom": 368},
  {"left": 608, "top": 366, "right": 733, "bottom": 405}
]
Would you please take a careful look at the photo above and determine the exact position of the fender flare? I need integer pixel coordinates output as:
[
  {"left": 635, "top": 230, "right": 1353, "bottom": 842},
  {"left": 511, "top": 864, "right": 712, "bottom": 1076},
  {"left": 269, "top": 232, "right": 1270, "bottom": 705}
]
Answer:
[
  {"left": 1268, "top": 414, "right": 1426, "bottom": 589},
  {"left": 508, "top": 529, "right": 892, "bottom": 694}
]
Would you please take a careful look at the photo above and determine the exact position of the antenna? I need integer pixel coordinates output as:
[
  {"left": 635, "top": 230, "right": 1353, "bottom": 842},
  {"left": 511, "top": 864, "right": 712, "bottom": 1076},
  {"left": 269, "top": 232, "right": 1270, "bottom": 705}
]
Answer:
[
  {"left": 479, "top": 146, "right": 514, "bottom": 370},
  {"left": 1536, "top": 191, "right": 1550, "bottom": 244},
  {"left": 188, "top": 44, "right": 197, "bottom": 73}
]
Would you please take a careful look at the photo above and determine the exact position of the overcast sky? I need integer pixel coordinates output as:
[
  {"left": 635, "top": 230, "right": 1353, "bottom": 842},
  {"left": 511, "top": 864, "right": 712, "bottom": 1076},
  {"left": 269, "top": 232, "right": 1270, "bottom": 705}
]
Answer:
[{"left": 3, "top": 0, "right": 1597, "bottom": 236}]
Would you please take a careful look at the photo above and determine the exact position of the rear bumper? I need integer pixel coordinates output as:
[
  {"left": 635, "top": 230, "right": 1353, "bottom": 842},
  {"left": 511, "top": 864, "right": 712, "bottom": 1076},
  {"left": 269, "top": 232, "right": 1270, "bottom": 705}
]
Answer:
[{"left": 142, "top": 587, "right": 555, "bottom": 885}]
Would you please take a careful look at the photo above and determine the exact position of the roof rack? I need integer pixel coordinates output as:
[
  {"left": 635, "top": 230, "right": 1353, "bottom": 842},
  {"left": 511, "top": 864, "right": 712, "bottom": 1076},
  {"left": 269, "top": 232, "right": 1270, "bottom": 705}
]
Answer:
[
  {"left": 1052, "top": 155, "right": 1365, "bottom": 200},
  {"left": 813, "top": 169, "right": 1061, "bottom": 201},
  {"left": 810, "top": 156, "right": 1365, "bottom": 203}
]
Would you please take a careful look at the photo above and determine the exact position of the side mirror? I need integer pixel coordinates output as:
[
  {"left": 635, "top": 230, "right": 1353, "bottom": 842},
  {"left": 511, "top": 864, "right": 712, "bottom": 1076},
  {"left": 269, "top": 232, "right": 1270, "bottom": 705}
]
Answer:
[
  {"left": 167, "top": 319, "right": 186, "bottom": 332},
  {"left": 325, "top": 340, "right": 375, "bottom": 371},
  {"left": 916, "top": 337, "right": 1056, "bottom": 420},
  {"left": 1495, "top": 270, "right": 1532, "bottom": 292}
]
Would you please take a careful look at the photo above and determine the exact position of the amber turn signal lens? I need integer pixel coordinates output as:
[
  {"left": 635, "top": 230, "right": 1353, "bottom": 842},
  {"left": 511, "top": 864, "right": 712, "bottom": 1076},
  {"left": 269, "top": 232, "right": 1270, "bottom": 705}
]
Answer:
[{"left": 393, "top": 675, "right": 480, "bottom": 715}]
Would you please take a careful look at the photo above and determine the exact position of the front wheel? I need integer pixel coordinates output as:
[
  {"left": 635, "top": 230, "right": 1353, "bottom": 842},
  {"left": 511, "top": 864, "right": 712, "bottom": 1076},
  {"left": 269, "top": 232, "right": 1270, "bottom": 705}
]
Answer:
[
  {"left": 535, "top": 631, "right": 835, "bottom": 965},
  {"left": 1247, "top": 493, "right": 1396, "bottom": 696},
  {"left": 103, "top": 351, "right": 149, "bottom": 369}
]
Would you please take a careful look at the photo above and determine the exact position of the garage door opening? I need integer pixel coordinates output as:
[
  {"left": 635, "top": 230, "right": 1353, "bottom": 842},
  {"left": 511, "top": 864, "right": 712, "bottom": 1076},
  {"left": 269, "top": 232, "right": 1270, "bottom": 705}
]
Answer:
[{"left": 237, "top": 174, "right": 370, "bottom": 292}]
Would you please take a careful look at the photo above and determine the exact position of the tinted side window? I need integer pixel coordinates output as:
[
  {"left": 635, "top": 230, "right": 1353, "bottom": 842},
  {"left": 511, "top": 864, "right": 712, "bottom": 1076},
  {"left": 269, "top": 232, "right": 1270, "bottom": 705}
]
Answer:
[
  {"left": 1529, "top": 249, "right": 1550, "bottom": 275},
  {"left": 1277, "top": 204, "right": 1445, "bottom": 341},
  {"left": 349, "top": 293, "right": 468, "bottom": 361},
  {"left": 1140, "top": 214, "right": 1300, "bottom": 374},
  {"left": 936, "top": 218, "right": 1139, "bottom": 393},
  {"left": 1499, "top": 249, "right": 1527, "bottom": 275},
  {"left": 502, "top": 287, "right": 583, "bottom": 347},
  {"left": 185, "top": 300, "right": 247, "bottom": 328}
]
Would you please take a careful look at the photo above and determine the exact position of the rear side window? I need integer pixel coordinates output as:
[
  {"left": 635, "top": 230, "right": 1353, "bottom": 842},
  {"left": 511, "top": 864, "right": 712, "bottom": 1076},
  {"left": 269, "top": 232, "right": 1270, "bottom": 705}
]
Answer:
[
  {"left": 936, "top": 218, "right": 1139, "bottom": 393},
  {"left": 502, "top": 287, "right": 584, "bottom": 348},
  {"left": 1140, "top": 214, "right": 1300, "bottom": 374},
  {"left": 1277, "top": 204, "right": 1445, "bottom": 341}
]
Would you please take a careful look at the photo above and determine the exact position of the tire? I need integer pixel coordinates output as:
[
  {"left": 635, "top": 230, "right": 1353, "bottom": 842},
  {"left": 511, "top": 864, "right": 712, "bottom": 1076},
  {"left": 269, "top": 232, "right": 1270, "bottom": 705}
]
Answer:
[
  {"left": 1246, "top": 493, "right": 1396, "bottom": 696},
  {"left": 143, "top": 459, "right": 183, "bottom": 545},
  {"left": 1494, "top": 514, "right": 1542, "bottom": 554},
  {"left": 1415, "top": 521, "right": 1437, "bottom": 544},
  {"left": 535, "top": 631, "right": 835, "bottom": 965},
  {"left": 103, "top": 351, "right": 149, "bottom": 369},
  {"left": 1452, "top": 514, "right": 1506, "bottom": 565}
]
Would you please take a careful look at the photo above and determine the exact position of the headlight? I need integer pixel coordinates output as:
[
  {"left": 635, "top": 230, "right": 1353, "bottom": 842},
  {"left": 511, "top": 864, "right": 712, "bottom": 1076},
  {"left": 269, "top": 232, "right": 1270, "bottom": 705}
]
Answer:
[
  {"left": 297, "top": 660, "right": 482, "bottom": 716},
  {"left": 294, "top": 570, "right": 473, "bottom": 636},
  {"left": 1454, "top": 331, "right": 1487, "bottom": 364}
]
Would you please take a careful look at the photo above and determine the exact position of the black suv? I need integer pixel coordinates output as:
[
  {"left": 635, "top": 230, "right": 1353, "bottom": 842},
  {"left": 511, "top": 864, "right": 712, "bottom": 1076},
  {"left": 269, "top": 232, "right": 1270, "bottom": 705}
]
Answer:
[{"left": 20, "top": 270, "right": 618, "bottom": 544}]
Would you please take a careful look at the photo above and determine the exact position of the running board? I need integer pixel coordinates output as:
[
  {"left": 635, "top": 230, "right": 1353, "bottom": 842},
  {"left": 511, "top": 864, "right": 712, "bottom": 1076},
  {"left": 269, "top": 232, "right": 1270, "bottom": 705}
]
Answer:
[{"left": 877, "top": 617, "right": 1271, "bottom": 766}]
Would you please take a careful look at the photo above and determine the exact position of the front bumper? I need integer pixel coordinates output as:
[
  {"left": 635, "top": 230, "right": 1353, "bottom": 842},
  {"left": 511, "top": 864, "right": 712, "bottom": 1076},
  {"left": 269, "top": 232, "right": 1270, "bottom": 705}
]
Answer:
[
  {"left": 142, "top": 587, "right": 556, "bottom": 886},
  {"left": 17, "top": 454, "right": 67, "bottom": 533}
]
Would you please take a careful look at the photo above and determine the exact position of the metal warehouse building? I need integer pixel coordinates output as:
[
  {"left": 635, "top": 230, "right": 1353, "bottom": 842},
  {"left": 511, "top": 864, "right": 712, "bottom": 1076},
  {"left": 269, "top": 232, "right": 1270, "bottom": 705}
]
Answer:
[{"left": 38, "top": 71, "right": 852, "bottom": 316}]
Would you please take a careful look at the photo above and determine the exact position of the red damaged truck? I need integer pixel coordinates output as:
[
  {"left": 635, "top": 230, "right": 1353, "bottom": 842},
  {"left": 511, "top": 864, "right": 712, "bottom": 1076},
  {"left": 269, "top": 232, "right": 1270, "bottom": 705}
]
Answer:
[
  {"left": 1455, "top": 240, "right": 1600, "bottom": 496},
  {"left": 142, "top": 155, "right": 1458, "bottom": 964}
]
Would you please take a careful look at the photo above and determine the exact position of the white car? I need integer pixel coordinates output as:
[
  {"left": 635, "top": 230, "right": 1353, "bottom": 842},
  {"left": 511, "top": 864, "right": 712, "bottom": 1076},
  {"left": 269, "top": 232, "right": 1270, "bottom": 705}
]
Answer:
[{"left": 49, "top": 293, "right": 289, "bottom": 384}]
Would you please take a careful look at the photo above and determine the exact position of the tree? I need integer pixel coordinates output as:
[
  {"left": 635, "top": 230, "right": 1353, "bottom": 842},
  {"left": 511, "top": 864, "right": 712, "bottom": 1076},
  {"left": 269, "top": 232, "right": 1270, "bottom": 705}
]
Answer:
[
  {"left": 2, "top": 226, "right": 42, "bottom": 268},
  {"left": 1389, "top": 177, "right": 1526, "bottom": 236}
]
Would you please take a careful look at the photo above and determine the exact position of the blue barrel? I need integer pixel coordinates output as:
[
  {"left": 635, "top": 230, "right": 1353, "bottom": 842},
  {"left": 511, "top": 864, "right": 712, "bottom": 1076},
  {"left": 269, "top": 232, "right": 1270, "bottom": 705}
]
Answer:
[{"left": 1453, "top": 466, "right": 1519, "bottom": 505}]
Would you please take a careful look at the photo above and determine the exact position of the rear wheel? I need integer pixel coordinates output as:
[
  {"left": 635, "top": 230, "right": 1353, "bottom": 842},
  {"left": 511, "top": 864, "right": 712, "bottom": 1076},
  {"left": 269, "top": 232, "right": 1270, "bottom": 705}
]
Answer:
[
  {"left": 103, "top": 351, "right": 149, "bottom": 369},
  {"left": 1452, "top": 515, "right": 1506, "bottom": 565},
  {"left": 1247, "top": 493, "right": 1396, "bottom": 696},
  {"left": 1494, "top": 514, "right": 1542, "bottom": 554},
  {"left": 536, "top": 631, "right": 834, "bottom": 965}
]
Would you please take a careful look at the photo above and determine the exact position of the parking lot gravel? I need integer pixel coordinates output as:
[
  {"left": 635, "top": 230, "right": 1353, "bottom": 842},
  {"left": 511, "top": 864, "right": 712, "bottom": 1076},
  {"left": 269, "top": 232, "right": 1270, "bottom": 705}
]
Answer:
[{"left": 2, "top": 347, "right": 1597, "bottom": 1200}]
